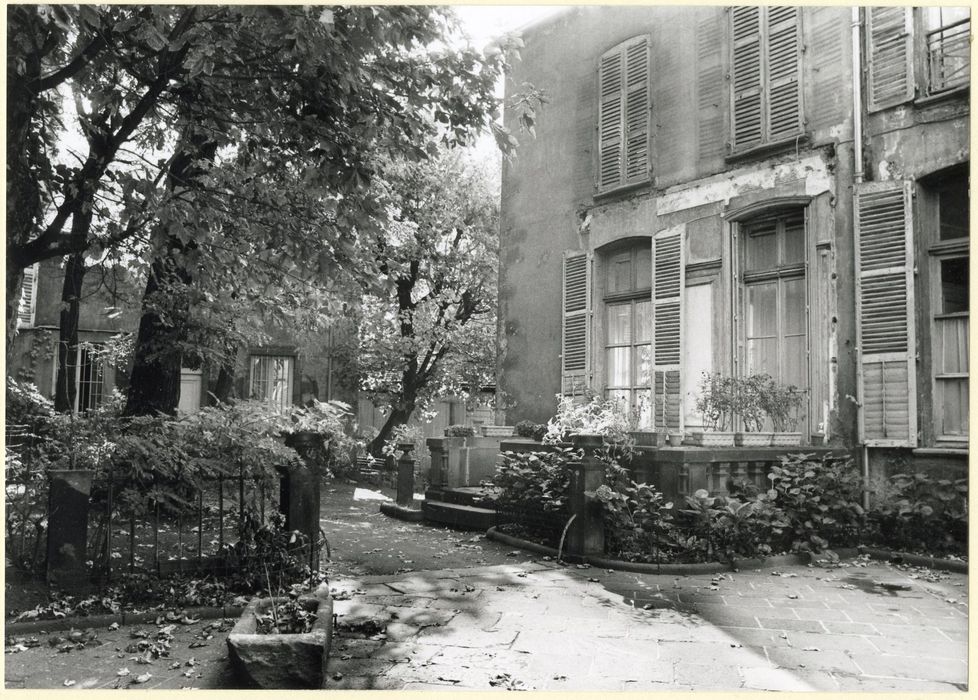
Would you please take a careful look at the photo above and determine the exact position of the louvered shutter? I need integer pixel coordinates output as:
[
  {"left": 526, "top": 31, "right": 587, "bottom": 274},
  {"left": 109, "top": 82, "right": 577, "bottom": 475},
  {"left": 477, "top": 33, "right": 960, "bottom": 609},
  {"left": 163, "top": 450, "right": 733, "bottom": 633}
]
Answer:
[
  {"left": 731, "top": 7, "right": 763, "bottom": 150},
  {"left": 765, "top": 6, "right": 801, "bottom": 142},
  {"left": 561, "top": 252, "right": 591, "bottom": 396},
  {"left": 854, "top": 181, "right": 917, "bottom": 446},
  {"left": 651, "top": 228, "right": 684, "bottom": 431},
  {"left": 17, "top": 263, "right": 39, "bottom": 328},
  {"left": 597, "top": 36, "right": 650, "bottom": 192},
  {"left": 865, "top": 7, "right": 914, "bottom": 112}
]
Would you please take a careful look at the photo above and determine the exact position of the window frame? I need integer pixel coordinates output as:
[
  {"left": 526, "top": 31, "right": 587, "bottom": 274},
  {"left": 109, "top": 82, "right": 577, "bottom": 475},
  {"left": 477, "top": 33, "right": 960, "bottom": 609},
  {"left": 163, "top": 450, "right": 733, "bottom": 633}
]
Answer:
[
  {"left": 920, "top": 7, "right": 970, "bottom": 97},
  {"left": 595, "top": 34, "right": 652, "bottom": 195},
  {"left": 248, "top": 352, "right": 296, "bottom": 411},
  {"left": 727, "top": 6, "right": 804, "bottom": 156},
  {"left": 733, "top": 206, "right": 811, "bottom": 435}
]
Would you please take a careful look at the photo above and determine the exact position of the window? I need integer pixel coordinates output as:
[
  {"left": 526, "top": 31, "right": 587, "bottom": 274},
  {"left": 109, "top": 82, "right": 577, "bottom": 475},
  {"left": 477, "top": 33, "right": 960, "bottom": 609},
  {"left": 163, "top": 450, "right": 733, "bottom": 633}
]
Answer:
[
  {"left": 603, "top": 245, "right": 653, "bottom": 425},
  {"left": 76, "top": 344, "right": 105, "bottom": 411},
  {"left": 596, "top": 35, "right": 650, "bottom": 193},
  {"left": 17, "top": 263, "right": 39, "bottom": 328},
  {"left": 926, "top": 171, "right": 969, "bottom": 441},
  {"left": 729, "top": 6, "right": 801, "bottom": 153},
  {"left": 739, "top": 209, "right": 808, "bottom": 431},
  {"left": 249, "top": 355, "right": 294, "bottom": 410},
  {"left": 924, "top": 7, "right": 970, "bottom": 94}
]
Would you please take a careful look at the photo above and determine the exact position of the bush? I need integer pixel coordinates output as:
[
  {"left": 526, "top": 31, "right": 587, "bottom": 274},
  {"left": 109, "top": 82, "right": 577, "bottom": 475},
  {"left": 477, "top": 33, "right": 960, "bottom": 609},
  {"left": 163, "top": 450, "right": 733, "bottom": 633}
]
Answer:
[
  {"left": 676, "top": 489, "right": 788, "bottom": 563},
  {"left": 445, "top": 424, "right": 476, "bottom": 437},
  {"left": 766, "top": 454, "right": 865, "bottom": 552},
  {"left": 514, "top": 420, "right": 547, "bottom": 441},
  {"left": 490, "top": 446, "right": 582, "bottom": 515},
  {"left": 868, "top": 472, "right": 967, "bottom": 554}
]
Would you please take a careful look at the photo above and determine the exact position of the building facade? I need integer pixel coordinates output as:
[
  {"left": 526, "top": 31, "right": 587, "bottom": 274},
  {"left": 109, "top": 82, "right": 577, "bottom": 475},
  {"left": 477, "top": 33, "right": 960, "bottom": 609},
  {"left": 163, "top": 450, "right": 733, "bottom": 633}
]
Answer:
[{"left": 497, "top": 6, "right": 968, "bottom": 479}]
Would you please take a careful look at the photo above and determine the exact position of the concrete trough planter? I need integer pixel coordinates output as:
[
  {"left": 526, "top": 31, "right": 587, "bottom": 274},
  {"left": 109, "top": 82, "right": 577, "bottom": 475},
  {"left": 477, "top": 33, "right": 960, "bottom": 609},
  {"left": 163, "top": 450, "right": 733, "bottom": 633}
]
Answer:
[{"left": 227, "top": 589, "right": 333, "bottom": 688}]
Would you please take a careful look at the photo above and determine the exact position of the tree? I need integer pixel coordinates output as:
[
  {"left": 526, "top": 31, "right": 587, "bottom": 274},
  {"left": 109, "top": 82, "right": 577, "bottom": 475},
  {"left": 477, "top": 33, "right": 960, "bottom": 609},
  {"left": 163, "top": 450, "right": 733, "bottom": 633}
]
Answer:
[
  {"left": 7, "top": 5, "right": 531, "bottom": 415},
  {"left": 358, "top": 151, "right": 500, "bottom": 454}
]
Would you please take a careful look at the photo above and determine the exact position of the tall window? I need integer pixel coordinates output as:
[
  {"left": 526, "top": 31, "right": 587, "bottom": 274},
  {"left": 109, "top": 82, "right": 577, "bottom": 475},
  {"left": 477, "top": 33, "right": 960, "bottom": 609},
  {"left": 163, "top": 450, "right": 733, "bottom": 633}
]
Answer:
[
  {"left": 249, "top": 355, "right": 294, "bottom": 410},
  {"left": 603, "top": 244, "right": 652, "bottom": 426},
  {"left": 924, "top": 7, "right": 970, "bottom": 94},
  {"left": 927, "top": 172, "right": 969, "bottom": 441},
  {"left": 740, "top": 209, "right": 808, "bottom": 429},
  {"left": 596, "top": 35, "right": 651, "bottom": 192},
  {"left": 729, "top": 6, "right": 801, "bottom": 153},
  {"left": 77, "top": 344, "right": 105, "bottom": 412}
]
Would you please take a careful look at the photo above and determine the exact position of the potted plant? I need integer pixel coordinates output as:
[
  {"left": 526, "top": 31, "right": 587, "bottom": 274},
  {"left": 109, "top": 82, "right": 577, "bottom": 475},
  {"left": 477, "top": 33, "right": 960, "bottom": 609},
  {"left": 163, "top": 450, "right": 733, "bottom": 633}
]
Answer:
[
  {"left": 762, "top": 381, "right": 805, "bottom": 446},
  {"left": 541, "top": 393, "right": 630, "bottom": 445},
  {"left": 626, "top": 395, "right": 664, "bottom": 447},
  {"left": 667, "top": 431, "right": 683, "bottom": 447},
  {"left": 688, "top": 373, "right": 736, "bottom": 447},
  {"left": 734, "top": 374, "right": 773, "bottom": 447}
]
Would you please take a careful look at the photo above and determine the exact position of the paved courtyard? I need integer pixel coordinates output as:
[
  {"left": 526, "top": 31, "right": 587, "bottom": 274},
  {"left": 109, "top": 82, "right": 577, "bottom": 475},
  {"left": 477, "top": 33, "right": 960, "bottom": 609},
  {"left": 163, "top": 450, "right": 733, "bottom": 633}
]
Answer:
[{"left": 325, "top": 558, "right": 968, "bottom": 691}]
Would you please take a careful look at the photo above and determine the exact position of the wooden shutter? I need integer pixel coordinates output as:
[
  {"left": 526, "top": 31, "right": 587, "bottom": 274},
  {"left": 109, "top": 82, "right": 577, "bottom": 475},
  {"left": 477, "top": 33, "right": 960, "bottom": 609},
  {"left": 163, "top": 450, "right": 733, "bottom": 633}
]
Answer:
[
  {"left": 697, "top": 9, "right": 725, "bottom": 162},
  {"left": 731, "top": 6, "right": 763, "bottom": 150},
  {"left": 17, "top": 263, "right": 39, "bottom": 328},
  {"left": 765, "top": 6, "right": 801, "bottom": 142},
  {"left": 561, "top": 251, "right": 591, "bottom": 396},
  {"left": 652, "top": 228, "right": 684, "bottom": 431},
  {"left": 865, "top": 7, "right": 914, "bottom": 112},
  {"left": 597, "top": 36, "right": 650, "bottom": 192},
  {"left": 854, "top": 181, "right": 917, "bottom": 446}
]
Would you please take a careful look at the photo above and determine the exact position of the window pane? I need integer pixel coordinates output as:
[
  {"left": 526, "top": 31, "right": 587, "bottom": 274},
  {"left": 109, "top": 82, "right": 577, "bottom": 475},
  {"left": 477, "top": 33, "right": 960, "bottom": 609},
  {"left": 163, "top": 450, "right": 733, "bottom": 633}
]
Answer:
[
  {"left": 746, "top": 282, "right": 778, "bottom": 337},
  {"left": 607, "top": 389, "right": 631, "bottom": 412},
  {"left": 783, "top": 335, "right": 807, "bottom": 389},
  {"left": 77, "top": 345, "right": 104, "bottom": 412},
  {"left": 783, "top": 277, "right": 807, "bottom": 335},
  {"left": 746, "top": 337, "right": 779, "bottom": 377},
  {"left": 607, "top": 303, "right": 632, "bottom": 344},
  {"left": 744, "top": 219, "right": 778, "bottom": 271},
  {"left": 607, "top": 347, "right": 631, "bottom": 387},
  {"left": 941, "top": 257, "right": 969, "bottom": 313},
  {"left": 250, "top": 355, "right": 294, "bottom": 410},
  {"left": 634, "top": 299, "right": 652, "bottom": 342},
  {"left": 782, "top": 213, "right": 805, "bottom": 264},
  {"left": 608, "top": 254, "right": 631, "bottom": 294},
  {"left": 635, "top": 246, "right": 652, "bottom": 290},
  {"left": 938, "top": 378, "right": 968, "bottom": 436},
  {"left": 939, "top": 316, "right": 969, "bottom": 373},
  {"left": 635, "top": 344, "right": 653, "bottom": 386},
  {"left": 939, "top": 178, "right": 969, "bottom": 240},
  {"left": 635, "top": 389, "right": 653, "bottom": 429},
  {"left": 926, "top": 6, "right": 970, "bottom": 30}
]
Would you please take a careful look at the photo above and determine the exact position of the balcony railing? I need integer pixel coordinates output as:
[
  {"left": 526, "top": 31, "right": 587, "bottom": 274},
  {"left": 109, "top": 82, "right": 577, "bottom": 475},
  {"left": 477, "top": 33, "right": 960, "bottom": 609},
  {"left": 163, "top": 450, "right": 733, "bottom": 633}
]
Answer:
[{"left": 927, "top": 17, "right": 970, "bottom": 94}]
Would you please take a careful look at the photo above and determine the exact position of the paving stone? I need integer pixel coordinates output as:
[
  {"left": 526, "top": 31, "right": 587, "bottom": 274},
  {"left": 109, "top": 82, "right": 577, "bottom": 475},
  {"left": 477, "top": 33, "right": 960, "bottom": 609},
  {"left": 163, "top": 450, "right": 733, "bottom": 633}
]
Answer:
[
  {"left": 781, "top": 630, "right": 879, "bottom": 654},
  {"left": 850, "top": 654, "right": 968, "bottom": 683},
  {"left": 359, "top": 594, "right": 433, "bottom": 608},
  {"left": 323, "top": 656, "right": 397, "bottom": 681},
  {"left": 415, "top": 626, "right": 518, "bottom": 648},
  {"left": 756, "top": 617, "right": 828, "bottom": 633},
  {"left": 867, "top": 636, "right": 968, "bottom": 659},
  {"left": 871, "top": 622, "right": 953, "bottom": 639},
  {"left": 765, "top": 645, "right": 862, "bottom": 675},
  {"left": 694, "top": 625, "right": 783, "bottom": 647},
  {"left": 657, "top": 640, "right": 772, "bottom": 667},
  {"left": 672, "top": 662, "right": 741, "bottom": 688},
  {"left": 790, "top": 606, "right": 852, "bottom": 621},
  {"left": 742, "top": 666, "right": 817, "bottom": 691},
  {"left": 832, "top": 674, "right": 967, "bottom": 692},
  {"left": 389, "top": 608, "right": 458, "bottom": 628}
]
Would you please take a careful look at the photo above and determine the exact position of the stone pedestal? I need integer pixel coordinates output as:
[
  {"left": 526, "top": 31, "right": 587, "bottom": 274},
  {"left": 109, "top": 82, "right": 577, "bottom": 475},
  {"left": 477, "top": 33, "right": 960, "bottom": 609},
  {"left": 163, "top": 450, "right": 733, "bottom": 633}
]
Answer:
[
  {"left": 46, "top": 469, "right": 94, "bottom": 585},
  {"left": 281, "top": 432, "right": 324, "bottom": 570},
  {"left": 396, "top": 443, "right": 415, "bottom": 507},
  {"left": 567, "top": 435, "right": 605, "bottom": 557}
]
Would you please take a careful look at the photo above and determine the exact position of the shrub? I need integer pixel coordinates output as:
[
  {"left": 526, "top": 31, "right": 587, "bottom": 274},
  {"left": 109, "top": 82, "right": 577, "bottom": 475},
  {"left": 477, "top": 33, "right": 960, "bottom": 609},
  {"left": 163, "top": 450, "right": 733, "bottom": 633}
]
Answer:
[
  {"left": 490, "top": 446, "right": 582, "bottom": 515},
  {"left": 868, "top": 472, "right": 967, "bottom": 554},
  {"left": 445, "top": 424, "right": 476, "bottom": 438},
  {"left": 514, "top": 420, "right": 547, "bottom": 441},
  {"left": 675, "top": 489, "right": 788, "bottom": 564},
  {"left": 766, "top": 454, "right": 865, "bottom": 552}
]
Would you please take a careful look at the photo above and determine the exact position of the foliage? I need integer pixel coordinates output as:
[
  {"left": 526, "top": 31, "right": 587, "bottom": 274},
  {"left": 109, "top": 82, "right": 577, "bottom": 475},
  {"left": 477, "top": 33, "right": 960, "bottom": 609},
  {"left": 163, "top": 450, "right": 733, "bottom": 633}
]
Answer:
[
  {"left": 380, "top": 422, "right": 432, "bottom": 491},
  {"left": 287, "top": 399, "right": 357, "bottom": 478},
  {"left": 514, "top": 420, "right": 547, "bottom": 441},
  {"left": 490, "top": 447, "right": 582, "bottom": 515},
  {"left": 357, "top": 150, "right": 501, "bottom": 453},
  {"left": 445, "top": 424, "right": 476, "bottom": 438},
  {"left": 677, "top": 489, "right": 788, "bottom": 564},
  {"left": 255, "top": 596, "right": 318, "bottom": 635},
  {"left": 542, "top": 394, "right": 630, "bottom": 444},
  {"left": 756, "top": 376, "right": 805, "bottom": 432},
  {"left": 766, "top": 454, "right": 865, "bottom": 553},
  {"left": 868, "top": 472, "right": 967, "bottom": 554},
  {"left": 225, "top": 512, "right": 317, "bottom": 592},
  {"left": 694, "top": 373, "right": 736, "bottom": 431},
  {"left": 732, "top": 374, "right": 767, "bottom": 432}
]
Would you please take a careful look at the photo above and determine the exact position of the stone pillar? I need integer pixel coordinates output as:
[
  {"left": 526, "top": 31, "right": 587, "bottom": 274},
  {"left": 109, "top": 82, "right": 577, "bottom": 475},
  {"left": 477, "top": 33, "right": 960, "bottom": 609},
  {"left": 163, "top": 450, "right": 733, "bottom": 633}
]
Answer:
[
  {"left": 426, "top": 438, "right": 445, "bottom": 487},
  {"left": 46, "top": 469, "right": 94, "bottom": 585},
  {"left": 283, "top": 432, "right": 324, "bottom": 570},
  {"left": 566, "top": 434, "right": 605, "bottom": 557},
  {"left": 396, "top": 443, "right": 416, "bottom": 507}
]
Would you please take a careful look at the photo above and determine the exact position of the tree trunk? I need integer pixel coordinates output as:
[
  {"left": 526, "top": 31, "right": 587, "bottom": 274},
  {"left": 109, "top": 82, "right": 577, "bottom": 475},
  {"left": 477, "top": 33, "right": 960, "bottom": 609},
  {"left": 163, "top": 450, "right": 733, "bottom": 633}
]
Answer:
[
  {"left": 368, "top": 404, "right": 414, "bottom": 458},
  {"left": 125, "top": 129, "right": 216, "bottom": 417},
  {"left": 54, "top": 254, "right": 85, "bottom": 412},
  {"left": 211, "top": 361, "right": 236, "bottom": 404}
]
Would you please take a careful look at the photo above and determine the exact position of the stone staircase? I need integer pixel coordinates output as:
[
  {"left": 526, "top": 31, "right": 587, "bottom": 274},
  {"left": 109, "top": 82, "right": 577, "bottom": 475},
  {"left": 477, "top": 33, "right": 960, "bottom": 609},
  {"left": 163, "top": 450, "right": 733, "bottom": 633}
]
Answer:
[{"left": 421, "top": 486, "right": 500, "bottom": 530}]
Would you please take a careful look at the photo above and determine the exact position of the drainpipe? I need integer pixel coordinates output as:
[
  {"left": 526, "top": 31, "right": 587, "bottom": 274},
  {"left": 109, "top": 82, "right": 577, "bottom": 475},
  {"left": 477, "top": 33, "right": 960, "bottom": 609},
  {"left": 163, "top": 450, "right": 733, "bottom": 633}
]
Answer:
[{"left": 852, "top": 7, "right": 870, "bottom": 508}]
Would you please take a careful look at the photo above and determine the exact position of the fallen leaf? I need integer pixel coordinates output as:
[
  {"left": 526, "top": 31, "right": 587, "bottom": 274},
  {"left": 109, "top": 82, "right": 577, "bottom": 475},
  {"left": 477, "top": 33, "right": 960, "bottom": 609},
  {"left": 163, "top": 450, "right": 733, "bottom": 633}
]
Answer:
[
  {"left": 117, "top": 667, "right": 130, "bottom": 677},
  {"left": 108, "top": 622, "right": 120, "bottom": 631},
  {"left": 802, "top": 646, "right": 820, "bottom": 652},
  {"left": 63, "top": 680, "right": 76, "bottom": 687},
  {"left": 133, "top": 673, "right": 152, "bottom": 684}
]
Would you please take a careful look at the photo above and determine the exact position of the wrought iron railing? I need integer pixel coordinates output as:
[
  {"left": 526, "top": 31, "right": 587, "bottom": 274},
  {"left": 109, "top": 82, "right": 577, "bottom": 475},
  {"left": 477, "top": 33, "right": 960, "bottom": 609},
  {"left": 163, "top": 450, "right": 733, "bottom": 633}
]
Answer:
[{"left": 928, "top": 18, "right": 970, "bottom": 94}]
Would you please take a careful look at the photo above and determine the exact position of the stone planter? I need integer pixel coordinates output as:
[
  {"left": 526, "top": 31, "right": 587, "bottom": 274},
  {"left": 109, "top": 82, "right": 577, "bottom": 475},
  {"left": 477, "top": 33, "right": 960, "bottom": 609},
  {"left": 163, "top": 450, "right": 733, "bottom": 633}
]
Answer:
[
  {"left": 46, "top": 469, "right": 95, "bottom": 586},
  {"left": 481, "top": 425, "right": 515, "bottom": 437},
  {"left": 684, "top": 431, "right": 736, "bottom": 447},
  {"left": 667, "top": 433, "right": 683, "bottom": 447},
  {"left": 771, "top": 432, "right": 804, "bottom": 447},
  {"left": 227, "top": 590, "right": 333, "bottom": 688},
  {"left": 735, "top": 432, "right": 773, "bottom": 447},
  {"left": 629, "top": 431, "right": 664, "bottom": 447}
]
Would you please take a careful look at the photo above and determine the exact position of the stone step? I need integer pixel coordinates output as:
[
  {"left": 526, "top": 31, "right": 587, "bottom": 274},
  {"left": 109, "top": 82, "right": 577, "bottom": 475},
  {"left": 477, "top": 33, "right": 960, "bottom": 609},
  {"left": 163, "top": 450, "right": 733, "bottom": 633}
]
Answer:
[
  {"left": 424, "top": 487, "right": 497, "bottom": 507},
  {"left": 422, "top": 500, "right": 497, "bottom": 531}
]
